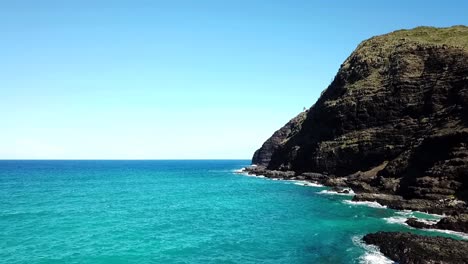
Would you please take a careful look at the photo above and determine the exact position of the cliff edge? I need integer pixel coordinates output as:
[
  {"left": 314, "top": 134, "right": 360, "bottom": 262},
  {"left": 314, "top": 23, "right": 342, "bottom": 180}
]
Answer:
[{"left": 252, "top": 26, "right": 468, "bottom": 214}]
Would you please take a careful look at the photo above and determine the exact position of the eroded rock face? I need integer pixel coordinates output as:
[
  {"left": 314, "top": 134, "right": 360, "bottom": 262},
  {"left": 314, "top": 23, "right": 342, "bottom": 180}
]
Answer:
[
  {"left": 252, "top": 111, "right": 307, "bottom": 166},
  {"left": 252, "top": 26, "right": 468, "bottom": 212},
  {"left": 405, "top": 218, "right": 437, "bottom": 229},
  {"left": 363, "top": 232, "right": 468, "bottom": 264},
  {"left": 405, "top": 215, "right": 468, "bottom": 233},
  {"left": 436, "top": 214, "right": 468, "bottom": 233}
]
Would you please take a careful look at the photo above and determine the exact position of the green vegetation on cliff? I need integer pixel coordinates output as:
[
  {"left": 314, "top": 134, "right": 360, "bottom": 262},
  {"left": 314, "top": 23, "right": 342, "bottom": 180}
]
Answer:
[{"left": 378, "top": 25, "right": 468, "bottom": 50}]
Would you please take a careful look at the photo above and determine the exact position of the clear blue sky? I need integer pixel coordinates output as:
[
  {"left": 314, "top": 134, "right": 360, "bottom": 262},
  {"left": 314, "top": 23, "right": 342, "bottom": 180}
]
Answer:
[{"left": 0, "top": 1, "right": 466, "bottom": 159}]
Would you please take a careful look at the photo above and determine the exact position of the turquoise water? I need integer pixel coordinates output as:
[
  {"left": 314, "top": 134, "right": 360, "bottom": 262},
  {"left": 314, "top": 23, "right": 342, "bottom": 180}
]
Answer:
[{"left": 0, "top": 160, "right": 463, "bottom": 264}]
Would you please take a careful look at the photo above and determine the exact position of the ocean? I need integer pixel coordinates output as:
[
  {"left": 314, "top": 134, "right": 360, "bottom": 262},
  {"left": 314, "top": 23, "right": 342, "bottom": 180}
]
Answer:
[{"left": 0, "top": 160, "right": 464, "bottom": 264}]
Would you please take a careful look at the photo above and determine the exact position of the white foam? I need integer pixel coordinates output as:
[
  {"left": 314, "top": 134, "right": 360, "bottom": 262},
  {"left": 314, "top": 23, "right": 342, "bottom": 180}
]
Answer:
[
  {"left": 292, "top": 180, "right": 324, "bottom": 187},
  {"left": 351, "top": 236, "right": 393, "bottom": 264},
  {"left": 384, "top": 213, "right": 468, "bottom": 240},
  {"left": 384, "top": 216, "right": 408, "bottom": 225},
  {"left": 319, "top": 189, "right": 355, "bottom": 196},
  {"left": 244, "top": 173, "right": 265, "bottom": 178},
  {"left": 233, "top": 168, "right": 246, "bottom": 173},
  {"left": 344, "top": 200, "right": 387, "bottom": 209},
  {"left": 395, "top": 210, "right": 444, "bottom": 219},
  {"left": 234, "top": 170, "right": 325, "bottom": 187},
  {"left": 385, "top": 216, "right": 438, "bottom": 227},
  {"left": 235, "top": 170, "right": 266, "bottom": 178},
  {"left": 394, "top": 210, "right": 412, "bottom": 217},
  {"left": 386, "top": 210, "right": 442, "bottom": 227},
  {"left": 415, "top": 219, "right": 438, "bottom": 225},
  {"left": 424, "top": 228, "right": 468, "bottom": 240},
  {"left": 360, "top": 251, "right": 394, "bottom": 264}
]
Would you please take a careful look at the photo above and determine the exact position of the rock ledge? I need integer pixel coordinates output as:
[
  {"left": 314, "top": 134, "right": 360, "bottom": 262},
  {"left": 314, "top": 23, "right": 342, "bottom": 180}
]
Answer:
[{"left": 364, "top": 232, "right": 468, "bottom": 264}]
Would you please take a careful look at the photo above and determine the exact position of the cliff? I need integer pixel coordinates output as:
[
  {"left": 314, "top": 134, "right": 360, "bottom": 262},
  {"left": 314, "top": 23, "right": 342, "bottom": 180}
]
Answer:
[
  {"left": 252, "top": 111, "right": 307, "bottom": 166},
  {"left": 251, "top": 26, "right": 468, "bottom": 214}
]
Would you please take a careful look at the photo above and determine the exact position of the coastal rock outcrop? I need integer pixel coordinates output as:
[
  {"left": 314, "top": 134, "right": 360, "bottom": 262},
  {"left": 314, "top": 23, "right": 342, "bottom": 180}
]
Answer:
[
  {"left": 406, "top": 214, "right": 468, "bottom": 233},
  {"left": 251, "top": 26, "right": 468, "bottom": 215},
  {"left": 363, "top": 232, "right": 468, "bottom": 264},
  {"left": 252, "top": 111, "right": 307, "bottom": 166}
]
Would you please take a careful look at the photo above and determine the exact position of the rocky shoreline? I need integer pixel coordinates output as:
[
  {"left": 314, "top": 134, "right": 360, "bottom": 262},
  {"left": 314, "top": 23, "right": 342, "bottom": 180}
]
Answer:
[
  {"left": 246, "top": 26, "right": 468, "bottom": 263},
  {"left": 243, "top": 165, "right": 467, "bottom": 216},
  {"left": 363, "top": 232, "right": 468, "bottom": 264},
  {"left": 405, "top": 214, "right": 468, "bottom": 233},
  {"left": 242, "top": 165, "right": 468, "bottom": 233},
  {"left": 240, "top": 165, "right": 468, "bottom": 262}
]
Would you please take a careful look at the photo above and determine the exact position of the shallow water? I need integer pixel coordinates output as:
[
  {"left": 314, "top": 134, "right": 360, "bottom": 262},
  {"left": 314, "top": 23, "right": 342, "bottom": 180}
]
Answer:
[{"left": 0, "top": 160, "right": 464, "bottom": 263}]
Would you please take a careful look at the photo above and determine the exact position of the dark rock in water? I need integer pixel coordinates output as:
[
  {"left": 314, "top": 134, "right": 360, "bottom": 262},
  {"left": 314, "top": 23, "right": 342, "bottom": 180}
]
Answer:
[
  {"left": 406, "top": 214, "right": 468, "bottom": 233},
  {"left": 405, "top": 218, "right": 437, "bottom": 229},
  {"left": 352, "top": 193, "right": 466, "bottom": 215},
  {"left": 330, "top": 186, "right": 342, "bottom": 192},
  {"left": 251, "top": 26, "right": 468, "bottom": 216},
  {"left": 435, "top": 214, "right": 468, "bottom": 233},
  {"left": 324, "top": 177, "right": 347, "bottom": 187},
  {"left": 330, "top": 187, "right": 350, "bottom": 194},
  {"left": 244, "top": 166, "right": 295, "bottom": 179},
  {"left": 298, "top": 172, "right": 329, "bottom": 184},
  {"left": 363, "top": 232, "right": 468, "bottom": 264}
]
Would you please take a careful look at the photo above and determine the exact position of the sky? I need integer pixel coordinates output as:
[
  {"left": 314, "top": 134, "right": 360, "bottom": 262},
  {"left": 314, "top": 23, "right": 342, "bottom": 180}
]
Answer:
[{"left": 0, "top": 0, "right": 467, "bottom": 159}]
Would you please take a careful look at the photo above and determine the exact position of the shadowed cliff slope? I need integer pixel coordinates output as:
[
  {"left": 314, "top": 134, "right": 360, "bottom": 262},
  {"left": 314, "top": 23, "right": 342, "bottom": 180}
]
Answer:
[{"left": 252, "top": 26, "right": 468, "bottom": 206}]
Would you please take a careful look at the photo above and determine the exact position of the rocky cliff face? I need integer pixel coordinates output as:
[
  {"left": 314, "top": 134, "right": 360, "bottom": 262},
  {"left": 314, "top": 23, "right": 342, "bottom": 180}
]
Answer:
[
  {"left": 363, "top": 232, "right": 468, "bottom": 264},
  {"left": 252, "top": 26, "right": 468, "bottom": 211},
  {"left": 252, "top": 111, "right": 307, "bottom": 166}
]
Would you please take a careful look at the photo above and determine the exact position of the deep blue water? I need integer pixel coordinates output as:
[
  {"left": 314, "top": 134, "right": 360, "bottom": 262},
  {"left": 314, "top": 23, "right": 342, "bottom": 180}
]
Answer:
[{"left": 0, "top": 160, "right": 462, "bottom": 264}]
